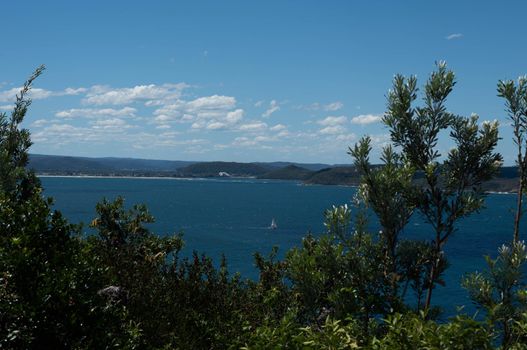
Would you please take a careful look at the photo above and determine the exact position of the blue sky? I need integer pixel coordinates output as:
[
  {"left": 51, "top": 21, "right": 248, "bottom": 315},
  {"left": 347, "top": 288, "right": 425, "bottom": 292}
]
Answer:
[{"left": 1, "top": 1, "right": 526, "bottom": 164}]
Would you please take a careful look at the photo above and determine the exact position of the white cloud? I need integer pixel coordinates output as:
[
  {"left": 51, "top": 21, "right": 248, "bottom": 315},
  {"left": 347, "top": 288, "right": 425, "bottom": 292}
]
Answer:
[
  {"left": 336, "top": 133, "right": 357, "bottom": 142},
  {"left": 319, "top": 125, "right": 346, "bottom": 135},
  {"left": 151, "top": 96, "right": 242, "bottom": 131},
  {"left": 154, "top": 114, "right": 173, "bottom": 123},
  {"left": 324, "top": 101, "right": 343, "bottom": 111},
  {"left": 232, "top": 136, "right": 272, "bottom": 149},
  {"left": 191, "top": 121, "right": 205, "bottom": 129},
  {"left": 186, "top": 95, "right": 236, "bottom": 111},
  {"left": 31, "top": 119, "right": 49, "bottom": 127},
  {"left": 131, "top": 132, "right": 208, "bottom": 150},
  {"left": 351, "top": 114, "right": 382, "bottom": 125},
  {"left": 63, "top": 87, "right": 88, "bottom": 95},
  {"left": 317, "top": 116, "right": 347, "bottom": 126},
  {"left": 238, "top": 121, "right": 268, "bottom": 132},
  {"left": 225, "top": 109, "right": 244, "bottom": 123},
  {"left": 32, "top": 123, "right": 96, "bottom": 144},
  {"left": 30, "top": 88, "right": 54, "bottom": 100},
  {"left": 233, "top": 136, "right": 255, "bottom": 146},
  {"left": 270, "top": 124, "right": 287, "bottom": 131},
  {"left": 0, "top": 86, "right": 87, "bottom": 103},
  {"left": 32, "top": 117, "right": 139, "bottom": 146},
  {"left": 91, "top": 118, "right": 132, "bottom": 130},
  {"left": 445, "top": 33, "right": 463, "bottom": 40},
  {"left": 206, "top": 122, "right": 227, "bottom": 130},
  {"left": 254, "top": 135, "right": 272, "bottom": 142},
  {"left": 153, "top": 103, "right": 185, "bottom": 118},
  {"left": 7, "top": 79, "right": 373, "bottom": 160},
  {"left": 83, "top": 83, "right": 189, "bottom": 105},
  {"left": 298, "top": 101, "right": 343, "bottom": 112},
  {"left": 43, "top": 124, "right": 77, "bottom": 133},
  {"left": 157, "top": 96, "right": 231, "bottom": 114},
  {"left": 56, "top": 107, "right": 137, "bottom": 119},
  {"left": 0, "top": 104, "right": 13, "bottom": 111},
  {"left": 262, "top": 100, "right": 280, "bottom": 118}
]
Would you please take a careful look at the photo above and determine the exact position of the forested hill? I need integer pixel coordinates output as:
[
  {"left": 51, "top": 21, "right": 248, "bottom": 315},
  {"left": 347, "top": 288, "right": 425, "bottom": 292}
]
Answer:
[
  {"left": 28, "top": 154, "right": 334, "bottom": 178},
  {"left": 28, "top": 154, "right": 196, "bottom": 175},
  {"left": 29, "top": 154, "right": 520, "bottom": 192},
  {"left": 258, "top": 164, "right": 314, "bottom": 180},
  {"left": 177, "top": 161, "right": 272, "bottom": 177}
]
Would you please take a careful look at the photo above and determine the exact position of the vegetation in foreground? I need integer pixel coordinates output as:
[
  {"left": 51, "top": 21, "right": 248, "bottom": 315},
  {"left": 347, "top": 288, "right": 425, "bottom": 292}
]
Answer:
[{"left": 1, "top": 64, "right": 527, "bottom": 349}]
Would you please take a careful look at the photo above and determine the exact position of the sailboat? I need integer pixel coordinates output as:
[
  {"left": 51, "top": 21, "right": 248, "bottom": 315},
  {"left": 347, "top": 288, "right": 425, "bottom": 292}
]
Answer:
[{"left": 269, "top": 218, "right": 277, "bottom": 230}]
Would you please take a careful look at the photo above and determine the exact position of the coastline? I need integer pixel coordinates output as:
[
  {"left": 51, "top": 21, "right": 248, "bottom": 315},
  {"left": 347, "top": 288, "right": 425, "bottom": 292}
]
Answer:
[{"left": 37, "top": 174, "right": 272, "bottom": 182}]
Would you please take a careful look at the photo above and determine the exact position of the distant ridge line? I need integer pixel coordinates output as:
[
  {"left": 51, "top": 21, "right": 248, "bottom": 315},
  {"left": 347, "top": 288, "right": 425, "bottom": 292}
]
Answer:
[{"left": 28, "top": 154, "right": 520, "bottom": 192}]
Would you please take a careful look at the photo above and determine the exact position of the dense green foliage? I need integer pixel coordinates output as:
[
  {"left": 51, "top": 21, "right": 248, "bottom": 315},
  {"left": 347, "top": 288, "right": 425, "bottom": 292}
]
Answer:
[
  {"left": 381, "top": 62, "right": 502, "bottom": 310},
  {"left": 1, "top": 65, "right": 526, "bottom": 349},
  {"left": 258, "top": 164, "right": 314, "bottom": 180},
  {"left": 498, "top": 77, "right": 527, "bottom": 242}
]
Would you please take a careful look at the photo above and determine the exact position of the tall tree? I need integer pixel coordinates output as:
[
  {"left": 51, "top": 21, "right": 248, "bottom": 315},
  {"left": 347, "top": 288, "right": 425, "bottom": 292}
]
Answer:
[
  {"left": 349, "top": 137, "right": 415, "bottom": 308},
  {"left": 461, "top": 75, "right": 527, "bottom": 349},
  {"left": 0, "top": 65, "right": 44, "bottom": 195},
  {"left": 382, "top": 62, "right": 502, "bottom": 310},
  {"left": 497, "top": 77, "right": 527, "bottom": 242},
  {"left": 0, "top": 66, "right": 82, "bottom": 348}
]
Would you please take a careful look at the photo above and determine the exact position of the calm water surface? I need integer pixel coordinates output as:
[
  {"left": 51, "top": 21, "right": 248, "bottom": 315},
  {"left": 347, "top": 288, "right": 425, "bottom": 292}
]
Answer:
[{"left": 40, "top": 176, "right": 521, "bottom": 317}]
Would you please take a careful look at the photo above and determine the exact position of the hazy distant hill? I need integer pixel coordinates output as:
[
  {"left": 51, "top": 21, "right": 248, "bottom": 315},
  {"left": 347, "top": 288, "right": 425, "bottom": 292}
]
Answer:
[
  {"left": 29, "top": 154, "right": 196, "bottom": 175},
  {"left": 177, "top": 161, "right": 272, "bottom": 177},
  {"left": 28, "top": 154, "right": 521, "bottom": 192},
  {"left": 303, "top": 165, "right": 521, "bottom": 191},
  {"left": 258, "top": 165, "right": 314, "bottom": 180},
  {"left": 29, "top": 154, "right": 114, "bottom": 173},
  {"left": 304, "top": 166, "right": 362, "bottom": 186},
  {"left": 28, "top": 154, "right": 332, "bottom": 176},
  {"left": 94, "top": 157, "right": 196, "bottom": 171},
  {"left": 254, "top": 161, "right": 330, "bottom": 172}
]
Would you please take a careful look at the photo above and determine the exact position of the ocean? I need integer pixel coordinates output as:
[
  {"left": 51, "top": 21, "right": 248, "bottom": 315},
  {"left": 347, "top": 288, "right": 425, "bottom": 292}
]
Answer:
[{"left": 40, "top": 176, "right": 522, "bottom": 318}]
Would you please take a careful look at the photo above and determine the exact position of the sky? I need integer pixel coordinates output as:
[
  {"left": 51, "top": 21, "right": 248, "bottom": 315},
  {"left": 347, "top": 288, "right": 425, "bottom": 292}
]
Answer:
[{"left": 1, "top": 1, "right": 526, "bottom": 164}]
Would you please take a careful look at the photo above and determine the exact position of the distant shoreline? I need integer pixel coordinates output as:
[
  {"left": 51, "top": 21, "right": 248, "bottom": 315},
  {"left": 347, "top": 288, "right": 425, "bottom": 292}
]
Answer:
[
  {"left": 36, "top": 174, "right": 516, "bottom": 194},
  {"left": 29, "top": 154, "right": 521, "bottom": 193},
  {"left": 37, "top": 174, "right": 283, "bottom": 182},
  {"left": 38, "top": 174, "right": 196, "bottom": 180},
  {"left": 37, "top": 174, "right": 258, "bottom": 181}
]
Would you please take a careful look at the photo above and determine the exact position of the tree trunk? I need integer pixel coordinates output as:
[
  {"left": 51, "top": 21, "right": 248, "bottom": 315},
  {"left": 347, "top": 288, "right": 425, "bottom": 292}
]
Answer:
[
  {"left": 424, "top": 262, "right": 435, "bottom": 311},
  {"left": 514, "top": 176, "right": 524, "bottom": 242},
  {"left": 424, "top": 240, "right": 440, "bottom": 311}
]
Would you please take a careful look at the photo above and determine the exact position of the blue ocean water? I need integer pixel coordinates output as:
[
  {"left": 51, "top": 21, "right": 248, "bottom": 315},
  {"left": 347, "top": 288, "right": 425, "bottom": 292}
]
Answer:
[{"left": 40, "top": 176, "right": 522, "bottom": 317}]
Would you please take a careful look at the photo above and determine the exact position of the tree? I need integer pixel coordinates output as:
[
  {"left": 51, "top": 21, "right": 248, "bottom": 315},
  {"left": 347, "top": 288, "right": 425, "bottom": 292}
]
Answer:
[
  {"left": 349, "top": 137, "right": 415, "bottom": 308},
  {"left": 382, "top": 62, "right": 502, "bottom": 310},
  {"left": 0, "top": 66, "right": 99, "bottom": 349},
  {"left": 0, "top": 65, "right": 44, "bottom": 195},
  {"left": 497, "top": 77, "right": 527, "bottom": 242},
  {"left": 286, "top": 204, "right": 391, "bottom": 338},
  {"left": 396, "top": 239, "right": 448, "bottom": 311},
  {"left": 461, "top": 76, "right": 527, "bottom": 349},
  {"left": 463, "top": 241, "right": 527, "bottom": 348}
]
